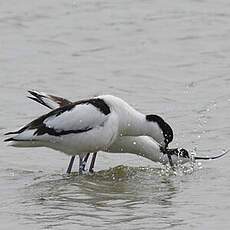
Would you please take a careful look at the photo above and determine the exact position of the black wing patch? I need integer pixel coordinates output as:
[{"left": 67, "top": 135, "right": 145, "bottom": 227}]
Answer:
[
  {"left": 34, "top": 125, "right": 93, "bottom": 136},
  {"left": 76, "top": 98, "right": 111, "bottom": 115},
  {"left": 5, "top": 98, "right": 110, "bottom": 137},
  {"left": 45, "top": 97, "right": 111, "bottom": 117}
]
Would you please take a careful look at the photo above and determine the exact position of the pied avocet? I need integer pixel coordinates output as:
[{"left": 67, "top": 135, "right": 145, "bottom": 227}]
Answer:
[{"left": 27, "top": 91, "right": 226, "bottom": 173}]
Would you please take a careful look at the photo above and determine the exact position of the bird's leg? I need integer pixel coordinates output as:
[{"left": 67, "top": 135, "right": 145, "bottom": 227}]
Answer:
[
  {"left": 167, "top": 153, "right": 175, "bottom": 170},
  {"left": 66, "top": 156, "right": 75, "bottom": 174},
  {"left": 89, "top": 152, "right": 97, "bottom": 173},
  {"left": 79, "top": 155, "right": 84, "bottom": 175},
  {"left": 160, "top": 147, "right": 175, "bottom": 170},
  {"left": 82, "top": 153, "right": 90, "bottom": 171}
]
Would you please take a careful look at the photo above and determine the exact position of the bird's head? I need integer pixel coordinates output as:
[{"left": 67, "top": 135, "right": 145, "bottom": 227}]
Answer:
[
  {"left": 146, "top": 114, "right": 173, "bottom": 148},
  {"left": 160, "top": 147, "right": 189, "bottom": 158}
]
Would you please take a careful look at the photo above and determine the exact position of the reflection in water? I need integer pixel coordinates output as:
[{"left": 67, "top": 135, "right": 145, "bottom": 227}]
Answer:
[{"left": 18, "top": 165, "right": 195, "bottom": 229}]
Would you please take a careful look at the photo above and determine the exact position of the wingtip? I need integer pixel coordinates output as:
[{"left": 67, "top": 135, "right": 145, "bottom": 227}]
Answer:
[
  {"left": 27, "top": 96, "right": 40, "bottom": 103},
  {"left": 28, "top": 90, "right": 45, "bottom": 98},
  {"left": 28, "top": 90, "right": 38, "bottom": 97},
  {"left": 4, "top": 137, "right": 16, "bottom": 142},
  {"left": 4, "top": 131, "right": 18, "bottom": 135},
  {"left": 27, "top": 94, "right": 53, "bottom": 109}
]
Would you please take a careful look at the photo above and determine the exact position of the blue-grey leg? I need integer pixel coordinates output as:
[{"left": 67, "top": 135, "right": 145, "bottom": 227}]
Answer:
[
  {"left": 79, "top": 155, "right": 84, "bottom": 175},
  {"left": 66, "top": 156, "right": 75, "bottom": 174},
  {"left": 160, "top": 147, "right": 175, "bottom": 170},
  {"left": 89, "top": 152, "right": 97, "bottom": 173},
  {"left": 82, "top": 153, "right": 90, "bottom": 171},
  {"left": 66, "top": 153, "right": 91, "bottom": 174},
  {"left": 167, "top": 153, "right": 174, "bottom": 168}
]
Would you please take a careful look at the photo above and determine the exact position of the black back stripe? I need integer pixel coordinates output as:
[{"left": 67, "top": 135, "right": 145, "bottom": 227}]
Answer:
[
  {"left": 5, "top": 98, "right": 110, "bottom": 137},
  {"left": 86, "top": 98, "right": 110, "bottom": 115},
  {"left": 46, "top": 98, "right": 110, "bottom": 118},
  {"left": 34, "top": 125, "right": 93, "bottom": 136}
]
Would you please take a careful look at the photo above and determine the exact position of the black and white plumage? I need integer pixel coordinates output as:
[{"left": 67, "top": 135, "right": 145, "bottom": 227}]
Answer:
[
  {"left": 26, "top": 91, "right": 189, "bottom": 168},
  {"left": 27, "top": 91, "right": 173, "bottom": 147},
  {"left": 5, "top": 98, "right": 118, "bottom": 154},
  {"left": 4, "top": 93, "right": 174, "bottom": 173},
  {"left": 4, "top": 91, "right": 227, "bottom": 173}
]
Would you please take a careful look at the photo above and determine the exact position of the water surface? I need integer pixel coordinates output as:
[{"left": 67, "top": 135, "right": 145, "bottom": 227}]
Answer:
[{"left": 0, "top": 0, "right": 229, "bottom": 229}]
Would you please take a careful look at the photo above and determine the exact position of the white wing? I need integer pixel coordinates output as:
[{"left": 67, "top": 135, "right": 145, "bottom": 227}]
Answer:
[
  {"left": 43, "top": 103, "right": 107, "bottom": 134},
  {"left": 5, "top": 101, "right": 110, "bottom": 140}
]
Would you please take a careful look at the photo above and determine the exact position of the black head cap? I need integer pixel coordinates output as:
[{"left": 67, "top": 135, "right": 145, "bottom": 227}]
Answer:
[
  {"left": 179, "top": 148, "right": 189, "bottom": 158},
  {"left": 161, "top": 147, "right": 189, "bottom": 158},
  {"left": 146, "top": 114, "right": 173, "bottom": 147}
]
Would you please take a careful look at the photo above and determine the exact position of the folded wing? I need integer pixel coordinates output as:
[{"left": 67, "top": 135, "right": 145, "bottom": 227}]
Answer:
[{"left": 5, "top": 101, "right": 109, "bottom": 142}]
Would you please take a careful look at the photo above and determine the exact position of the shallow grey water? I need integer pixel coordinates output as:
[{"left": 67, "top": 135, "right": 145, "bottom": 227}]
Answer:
[{"left": 0, "top": 0, "right": 230, "bottom": 229}]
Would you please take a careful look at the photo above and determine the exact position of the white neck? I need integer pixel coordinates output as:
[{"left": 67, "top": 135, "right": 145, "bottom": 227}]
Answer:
[
  {"left": 108, "top": 136, "right": 190, "bottom": 165},
  {"left": 108, "top": 136, "right": 161, "bottom": 161},
  {"left": 101, "top": 95, "right": 165, "bottom": 146}
]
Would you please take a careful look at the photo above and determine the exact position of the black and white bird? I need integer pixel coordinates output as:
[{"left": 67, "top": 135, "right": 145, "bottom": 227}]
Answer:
[
  {"left": 26, "top": 90, "right": 227, "bottom": 172},
  {"left": 4, "top": 93, "right": 174, "bottom": 172},
  {"left": 4, "top": 91, "right": 227, "bottom": 174}
]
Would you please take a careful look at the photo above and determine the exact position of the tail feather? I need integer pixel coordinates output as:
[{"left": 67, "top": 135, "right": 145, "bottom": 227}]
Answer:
[
  {"left": 4, "top": 137, "right": 31, "bottom": 142},
  {"left": 48, "top": 95, "right": 72, "bottom": 107},
  {"left": 4, "top": 126, "right": 42, "bottom": 148},
  {"left": 4, "top": 137, "right": 42, "bottom": 148}
]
